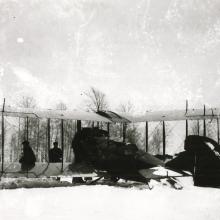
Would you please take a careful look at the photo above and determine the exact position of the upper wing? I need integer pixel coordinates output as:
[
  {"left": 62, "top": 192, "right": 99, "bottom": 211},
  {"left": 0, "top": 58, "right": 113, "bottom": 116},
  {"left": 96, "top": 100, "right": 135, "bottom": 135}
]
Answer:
[
  {"left": 1, "top": 106, "right": 111, "bottom": 122},
  {"left": 1, "top": 106, "right": 219, "bottom": 123},
  {"left": 119, "top": 108, "right": 220, "bottom": 122}
]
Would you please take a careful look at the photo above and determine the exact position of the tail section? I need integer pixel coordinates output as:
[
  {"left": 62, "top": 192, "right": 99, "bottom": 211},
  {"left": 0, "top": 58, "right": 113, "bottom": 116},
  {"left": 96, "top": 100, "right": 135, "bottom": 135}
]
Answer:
[{"left": 166, "top": 135, "right": 220, "bottom": 186}]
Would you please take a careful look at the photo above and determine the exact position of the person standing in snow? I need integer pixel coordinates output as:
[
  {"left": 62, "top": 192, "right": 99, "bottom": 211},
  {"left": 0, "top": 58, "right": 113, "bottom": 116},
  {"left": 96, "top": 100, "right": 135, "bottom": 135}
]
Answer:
[
  {"left": 19, "top": 140, "right": 36, "bottom": 171},
  {"left": 49, "top": 141, "right": 63, "bottom": 163}
]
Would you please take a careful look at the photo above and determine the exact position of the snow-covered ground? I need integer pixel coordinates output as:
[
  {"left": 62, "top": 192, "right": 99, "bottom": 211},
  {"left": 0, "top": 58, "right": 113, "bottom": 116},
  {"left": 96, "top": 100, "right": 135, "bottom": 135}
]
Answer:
[{"left": 0, "top": 178, "right": 220, "bottom": 220}]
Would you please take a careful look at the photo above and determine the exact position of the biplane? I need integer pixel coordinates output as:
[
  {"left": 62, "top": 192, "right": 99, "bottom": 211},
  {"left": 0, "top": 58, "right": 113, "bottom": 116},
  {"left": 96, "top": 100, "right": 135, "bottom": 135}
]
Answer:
[{"left": 1, "top": 99, "right": 220, "bottom": 188}]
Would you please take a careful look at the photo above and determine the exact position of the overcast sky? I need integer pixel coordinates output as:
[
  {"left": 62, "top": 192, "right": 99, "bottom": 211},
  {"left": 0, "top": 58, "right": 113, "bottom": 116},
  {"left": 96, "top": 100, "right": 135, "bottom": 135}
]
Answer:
[{"left": 1, "top": 0, "right": 220, "bottom": 112}]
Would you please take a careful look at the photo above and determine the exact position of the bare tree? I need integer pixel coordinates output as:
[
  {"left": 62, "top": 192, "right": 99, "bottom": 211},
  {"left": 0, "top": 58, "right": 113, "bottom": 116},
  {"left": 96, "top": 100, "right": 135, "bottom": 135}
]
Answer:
[
  {"left": 15, "top": 96, "right": 51, "bottom": 162},
  {"left": 148, "top": 125, "right": 163, "bottom": 155},
  {"left": 118, "top": 101, "right": 134, "bottom": 114},
  {"left": 16, "top": 96, "right": 37, "bottom": 141},
  {"left": 84, "top": 87, "right": 108, "bottom": 112},
  {"left": 126, "top": 124, "right": 142, "bottom": 146},
  {"left": 9, "top": 96, "right": 39, "bottom": 162},
  {"left": 17, "top": 96, "right": 36, "bottom": 108},
  {"left": 56, "top": 102, "right": 67, "bottom": 111},
  {"left": 111, "top": 101, "right": 142, "bottom": 147},
  {"left": 190, "top": 120, "right": 216, "bottom": 140},
  {"left": 83, "top": 87, "right": 108, "bottom": 128},
  {"left": 148, "top": 122, "right": 172, "bottom": 155},
  {"left": 53, "top": 101, "right": 75, "bottom": 162},
  {"left": 190, "top": 120, "right": 201, "bottom": 136}
]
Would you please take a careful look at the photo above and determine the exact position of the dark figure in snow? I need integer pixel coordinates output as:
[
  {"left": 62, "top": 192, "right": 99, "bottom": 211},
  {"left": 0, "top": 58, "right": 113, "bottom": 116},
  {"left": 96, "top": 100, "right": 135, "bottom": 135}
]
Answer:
[
  {"left": 19, "top": 141, "right": 36, "bottom": 171},
  {"left": 49, "top": 141, "right": 63, "bottom": 163}
]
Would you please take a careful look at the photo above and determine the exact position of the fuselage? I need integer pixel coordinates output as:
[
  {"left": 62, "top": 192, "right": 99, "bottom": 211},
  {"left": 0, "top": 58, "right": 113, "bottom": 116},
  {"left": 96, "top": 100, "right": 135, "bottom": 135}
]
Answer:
[{"left": 72, "top": 127, "right": 164, "bottom": 182}]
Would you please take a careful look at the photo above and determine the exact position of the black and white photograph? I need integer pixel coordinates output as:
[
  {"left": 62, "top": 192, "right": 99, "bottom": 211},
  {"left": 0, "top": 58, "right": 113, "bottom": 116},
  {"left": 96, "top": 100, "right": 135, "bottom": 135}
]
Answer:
[{"left": 0, "top": 0, "right": 220, "bottom": 219}]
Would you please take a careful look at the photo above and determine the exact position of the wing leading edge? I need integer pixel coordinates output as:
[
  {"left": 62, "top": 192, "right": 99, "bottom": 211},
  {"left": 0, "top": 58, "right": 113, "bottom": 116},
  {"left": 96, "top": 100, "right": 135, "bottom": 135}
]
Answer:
[
  {"left": 119, "top": 108, "right": 220, "bottom": 122},
  {"left": 1, "top": 106, "right": 220, "bottom": 123},
  {"left": 0, "top": 106, "right": 111, "bottom": 122}
]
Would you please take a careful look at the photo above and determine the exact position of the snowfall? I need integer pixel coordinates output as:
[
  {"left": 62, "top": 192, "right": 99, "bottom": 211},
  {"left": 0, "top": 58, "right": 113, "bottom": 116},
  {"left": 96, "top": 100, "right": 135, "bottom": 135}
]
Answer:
[{"left": 0, "top": 177, "right": 220, "bottom": 220}]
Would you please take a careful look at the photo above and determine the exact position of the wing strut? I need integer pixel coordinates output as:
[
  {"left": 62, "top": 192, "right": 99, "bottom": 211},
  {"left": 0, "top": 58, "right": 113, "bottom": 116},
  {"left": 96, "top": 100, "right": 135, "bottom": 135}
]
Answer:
[
  {"left": 203, "top": 105, "right": 206, "bottom": 137},
  {"left": 217, "top": 118, "right": 219, "bottom": 144},
  {"left": 1, "top": 98, "right": 5, "bottom": 174},
  {"left": 145, "top": 121, "right": 148, "bottom": 152},
  {"left": 47, "top": 119, "right": 51, "bottom": 159},
  {"left": 185, "top": 120, "right": 188, "bottom": 138},
  {"left": 122, "top": 123, "right": 127, "bottom": 143},
  {"left": 25, "top": 117, "right": 29, "bottom": 141},
  {"left": 61, "top": 119, "right": 64, "bottom": 172},
  {"left": 162, "top": 121, "right": 166, "bottom": 160},
  {"left": 107, "top": 122, "right": 110, "bottom": 139},
  {"left": 185, "top": 100, "right": 188, "bottom": 138},
  {"left": 77, "top": 120, "right": 81, "bottom": 132}
]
